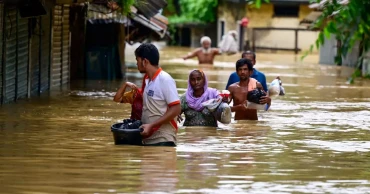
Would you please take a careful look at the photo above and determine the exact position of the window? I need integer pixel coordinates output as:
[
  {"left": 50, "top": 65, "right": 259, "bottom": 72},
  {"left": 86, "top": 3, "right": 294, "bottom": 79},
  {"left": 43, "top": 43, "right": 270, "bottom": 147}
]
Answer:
[{"left": 273, "top": 5, "right": 299, "bottom": 17}]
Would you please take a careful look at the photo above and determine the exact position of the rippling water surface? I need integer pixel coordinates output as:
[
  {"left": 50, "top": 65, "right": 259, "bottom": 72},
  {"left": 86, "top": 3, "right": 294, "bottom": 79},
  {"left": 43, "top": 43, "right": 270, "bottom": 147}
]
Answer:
[{"left": 1, "top": 46, "right": 370, "bottom": 194}]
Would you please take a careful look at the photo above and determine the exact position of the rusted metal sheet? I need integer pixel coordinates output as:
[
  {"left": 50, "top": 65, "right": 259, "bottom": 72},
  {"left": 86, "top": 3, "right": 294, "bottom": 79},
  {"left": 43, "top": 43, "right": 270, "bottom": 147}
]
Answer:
[{"left": 136, "top": 0, "right": 167, "bottom": 19}]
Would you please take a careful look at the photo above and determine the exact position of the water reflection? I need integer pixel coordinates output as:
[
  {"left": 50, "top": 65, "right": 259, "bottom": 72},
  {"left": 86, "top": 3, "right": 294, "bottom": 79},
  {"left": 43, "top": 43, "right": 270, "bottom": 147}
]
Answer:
[{"left": 1, "top": 47, "right": 370, "bottom": 193}]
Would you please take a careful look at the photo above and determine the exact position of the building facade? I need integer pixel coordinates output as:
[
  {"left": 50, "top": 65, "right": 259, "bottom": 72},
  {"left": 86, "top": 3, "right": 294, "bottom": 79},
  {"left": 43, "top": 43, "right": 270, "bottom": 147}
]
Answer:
[
  {"left": 0, "top": 0, "right": 169, "bottom": 105},
  {"left": 218, "top": 0, "right": 319, "bottom": 53}
]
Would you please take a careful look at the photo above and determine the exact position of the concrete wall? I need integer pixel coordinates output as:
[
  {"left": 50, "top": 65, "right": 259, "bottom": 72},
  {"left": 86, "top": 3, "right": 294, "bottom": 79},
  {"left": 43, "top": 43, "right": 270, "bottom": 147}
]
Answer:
[
  {"left": 319, "top": 35, "right": 337, "bottom": 65},
  {"left": 247, "top": 4, "right": 319, "bottom": 52},
  {"left": 362, "top": 50, "right": 370, "bottom": 76}
]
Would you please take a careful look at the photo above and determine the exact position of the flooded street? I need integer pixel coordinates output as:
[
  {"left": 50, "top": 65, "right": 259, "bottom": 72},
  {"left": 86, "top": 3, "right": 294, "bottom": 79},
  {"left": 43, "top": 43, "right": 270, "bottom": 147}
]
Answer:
[{"left": 1, "top": 46, "right": 370, "bottom": 194}]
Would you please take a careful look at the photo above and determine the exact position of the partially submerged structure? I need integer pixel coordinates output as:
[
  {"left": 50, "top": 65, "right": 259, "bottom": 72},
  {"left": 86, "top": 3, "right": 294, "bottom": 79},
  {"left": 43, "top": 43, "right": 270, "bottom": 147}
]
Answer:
[{"left": 0, "top": 0, "right": 169, "bottom": 104}]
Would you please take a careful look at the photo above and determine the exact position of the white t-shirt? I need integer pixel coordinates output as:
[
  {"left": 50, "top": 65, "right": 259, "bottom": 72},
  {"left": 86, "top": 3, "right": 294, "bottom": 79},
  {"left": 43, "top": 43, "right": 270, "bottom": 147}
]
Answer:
[{"left": 142, "top": 68, "right": 180, "bottom": 145}]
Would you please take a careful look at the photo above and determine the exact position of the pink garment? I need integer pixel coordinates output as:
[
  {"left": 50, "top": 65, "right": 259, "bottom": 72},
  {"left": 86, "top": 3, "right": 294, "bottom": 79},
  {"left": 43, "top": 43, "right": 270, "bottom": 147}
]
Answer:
[{"left": 248, "top": 78, "right": 258, "bottom": 91}]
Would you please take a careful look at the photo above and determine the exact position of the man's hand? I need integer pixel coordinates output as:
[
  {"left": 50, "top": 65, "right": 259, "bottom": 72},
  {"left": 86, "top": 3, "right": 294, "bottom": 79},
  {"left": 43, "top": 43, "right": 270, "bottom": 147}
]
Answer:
[
  {"left": 221, "top": 96, "right": 229, "bottom": 103},
  {"left": 140, "top": 124, "right": 153, "bottom": 136},
  {"left": 177, "top": 115, "right": 184, "bottom": 123},
  {"left": 260, "top": 96, "right": 271, "bottom": 105},
  {"left": 231, "top": 101, "right": 248, "bottom": 112}
]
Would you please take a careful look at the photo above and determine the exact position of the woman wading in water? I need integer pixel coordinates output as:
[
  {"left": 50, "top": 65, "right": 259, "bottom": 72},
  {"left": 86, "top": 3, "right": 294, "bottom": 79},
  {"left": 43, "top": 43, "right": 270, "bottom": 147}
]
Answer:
[{"left": 179, "top": 70, "right": 224, "bottom": 127}]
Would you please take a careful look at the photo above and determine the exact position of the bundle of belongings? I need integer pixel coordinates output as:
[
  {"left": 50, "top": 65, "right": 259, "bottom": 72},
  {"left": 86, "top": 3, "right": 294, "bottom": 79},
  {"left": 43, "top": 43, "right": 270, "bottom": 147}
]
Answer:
[
  {"left": 110, "top": 119, "right": 143, "bottom": 145},
  {"left": 201, "top": 97, "right": 232, "bottom": 124},
  {"left": 246, "top": 87, "right": 268, "bottom": 110},
  {"left": 268, "top": 77, "right": 285, "bottom": 97},
  {"left": 121, "top": 89, "right": 143, "bottom": 120}
]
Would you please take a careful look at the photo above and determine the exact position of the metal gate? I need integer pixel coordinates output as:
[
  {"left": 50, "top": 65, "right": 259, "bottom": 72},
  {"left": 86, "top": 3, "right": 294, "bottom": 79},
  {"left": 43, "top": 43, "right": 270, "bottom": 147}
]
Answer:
[{"left": 51, "top": 4, "right": 70, "bottom": 87}]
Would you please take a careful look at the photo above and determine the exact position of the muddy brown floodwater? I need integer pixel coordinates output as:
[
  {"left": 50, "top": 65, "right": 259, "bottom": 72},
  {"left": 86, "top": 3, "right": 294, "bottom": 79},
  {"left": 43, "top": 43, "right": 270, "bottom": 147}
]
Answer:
[{"left": 1, "top": 46, "right": 370, "bottom": 194}]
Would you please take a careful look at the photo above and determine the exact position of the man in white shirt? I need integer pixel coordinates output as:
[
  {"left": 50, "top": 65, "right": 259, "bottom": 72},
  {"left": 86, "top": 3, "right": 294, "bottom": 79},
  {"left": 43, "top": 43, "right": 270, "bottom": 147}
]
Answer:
[{"left": 135, "top": 43, "right": 181, "bottom": 146}]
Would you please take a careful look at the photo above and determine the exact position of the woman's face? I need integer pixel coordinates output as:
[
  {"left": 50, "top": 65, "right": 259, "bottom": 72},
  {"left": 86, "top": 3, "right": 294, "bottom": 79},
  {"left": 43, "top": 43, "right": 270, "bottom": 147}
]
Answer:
[{"left": 189, "top": 71, "right": 205, "bottom": 91}]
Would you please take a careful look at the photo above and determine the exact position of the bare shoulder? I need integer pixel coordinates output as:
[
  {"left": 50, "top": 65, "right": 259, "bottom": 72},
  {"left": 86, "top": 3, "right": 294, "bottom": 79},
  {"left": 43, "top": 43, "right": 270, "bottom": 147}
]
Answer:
[{"left": 228, "top": 82, "right": 239, "bottom": 91}]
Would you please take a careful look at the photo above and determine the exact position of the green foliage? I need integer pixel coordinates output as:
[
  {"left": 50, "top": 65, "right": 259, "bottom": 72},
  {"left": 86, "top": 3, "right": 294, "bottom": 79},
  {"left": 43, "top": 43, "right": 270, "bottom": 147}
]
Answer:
[
  {"left": 117, "top": 0, "right": 148, "bottom": 15},
  {"left": 166, "top": 0, "right": 218, "bottom": 25},
  {"left": 302, "top": 0, "right": 370, "bottom": 82},
  {"left": 248, "top": 0, "right": 270, "bottom": 9}
]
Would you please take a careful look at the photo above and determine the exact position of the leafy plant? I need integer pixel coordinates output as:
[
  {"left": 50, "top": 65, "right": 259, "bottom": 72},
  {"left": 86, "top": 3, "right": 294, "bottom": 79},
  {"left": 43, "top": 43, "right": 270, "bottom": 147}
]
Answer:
[
  {"left": 117, "top": 0, "right": 148, "bottom": 15},
  {"left": 301, "top": 0, "right": 370, "bottom": 82},
  {"left": 166, "top": 0, "right": 218, "bottom": 24}
]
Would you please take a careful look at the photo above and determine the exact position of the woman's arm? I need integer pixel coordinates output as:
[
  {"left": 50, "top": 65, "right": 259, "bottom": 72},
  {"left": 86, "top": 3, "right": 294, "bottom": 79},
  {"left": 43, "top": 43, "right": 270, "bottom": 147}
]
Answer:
[{"left": 113, "top": 82, "right": 138, "bottom": 102}]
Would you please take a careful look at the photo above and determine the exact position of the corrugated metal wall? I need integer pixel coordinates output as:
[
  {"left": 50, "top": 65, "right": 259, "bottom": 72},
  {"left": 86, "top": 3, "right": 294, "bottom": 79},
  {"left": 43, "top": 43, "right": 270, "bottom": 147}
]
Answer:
[
  {"left": 1, "top": 6, "right": 29, "bottom": 103},
  {"left": 30, "top": 2, "right": 52, "bottom": 96},
  {"left": 16, "top": 13, "right": 28, "bottom": 99},
  {"left": 0, "top": 2, "right": 73, "bottom": 105},
  {"left": 40, "top": 6, "right": 51, "bottom": 93},
  {"left": 52, "top": 4, "right": 70, "bottom": 87},
  {"left": 3, "top": 7, "right": 17, "bottom": 103},
  {"left": 0, "top": 4, "right": 3, "bottom": 104},
  {"left": 61, "top": 5, "right": 70, "bottom": 85},
  {"left": 30, "top": 17, "right": 40, "bottom": 96}
]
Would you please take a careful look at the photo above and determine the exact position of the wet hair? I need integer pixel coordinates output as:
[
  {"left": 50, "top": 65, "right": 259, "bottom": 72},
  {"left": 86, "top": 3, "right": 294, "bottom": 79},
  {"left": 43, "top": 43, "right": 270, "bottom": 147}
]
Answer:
[
  {"left": 134, "top": 43, "right": 159, "bottom": 66},
  {"left": 241, "top": 50, "right": 256, "bottom": 60},
  {"left": 236, "top": 58, "right": 253, "bottom": 72}
]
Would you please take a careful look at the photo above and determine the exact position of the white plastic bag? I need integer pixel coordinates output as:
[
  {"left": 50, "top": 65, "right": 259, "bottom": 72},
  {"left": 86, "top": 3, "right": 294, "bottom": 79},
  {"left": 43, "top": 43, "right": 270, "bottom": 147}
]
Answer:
[
  {"left": 202, "top": 97, "right": 232, "bottom": 124},
  {"left": 268, "top": 79, "right": 281, "bottom": 97},
  {"left": 245, "top": 101, "right": 267, "bottom": 110},
  {"left": 201, "top": 97, "right": 222, "bottom": 112}
]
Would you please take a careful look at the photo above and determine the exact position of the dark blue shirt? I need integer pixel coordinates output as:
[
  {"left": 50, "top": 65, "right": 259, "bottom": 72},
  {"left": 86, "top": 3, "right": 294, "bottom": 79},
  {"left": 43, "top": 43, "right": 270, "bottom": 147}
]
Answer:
[{"left": 225, "top": 68, "right": 268, "bottom": 91}]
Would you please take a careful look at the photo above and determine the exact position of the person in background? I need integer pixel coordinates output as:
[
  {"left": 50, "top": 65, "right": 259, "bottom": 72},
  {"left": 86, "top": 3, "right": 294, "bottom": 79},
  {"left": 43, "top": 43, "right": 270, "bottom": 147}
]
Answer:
[
  {"left": 178, "top": 69, "right": 221, "bottom": 127},
  {"left": 228, "top": 58, "right": 271, "bottom": 120},
  {"left": 219, "top": 30, "right": 238, "bottom": 55},
  {"left": 134, "top": 43, "right": 181, "bottom": 147},
  {"left": 183, "top": 36, "right": 221, "bottom": 65}
]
